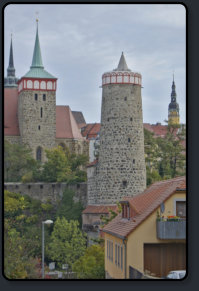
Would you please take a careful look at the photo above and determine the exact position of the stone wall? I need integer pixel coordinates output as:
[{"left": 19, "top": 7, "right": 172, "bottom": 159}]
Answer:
[
  {"left": 4, "top": 182, "right": 87, "bottom": 208},
  {"left": 5, "top": 135, "right": 21, "bottom": 145},
  {"left": 18, "top": 90, "right": 56, "bottom": 161}
]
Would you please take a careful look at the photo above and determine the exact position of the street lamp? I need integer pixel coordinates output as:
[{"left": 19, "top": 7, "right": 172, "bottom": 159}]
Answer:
[{"left": 42, "top": 219, "right": 53, "bottom": 279}]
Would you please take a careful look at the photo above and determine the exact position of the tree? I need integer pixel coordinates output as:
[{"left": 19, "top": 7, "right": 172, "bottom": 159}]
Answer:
[
  {"left": 56, "top": 188, "right": 83, "bottom": 226},
  {"left": 4, "top": 140, "right": 38, "bottom": 182},
  {"left": 46, "top": 217, "right": 87, "bottom": 270},
  {"left": 72, "top": 244, "right": 105, "bottom": 279}
]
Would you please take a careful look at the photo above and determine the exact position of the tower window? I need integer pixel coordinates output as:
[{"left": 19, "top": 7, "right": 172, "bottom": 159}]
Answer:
[
  {"left": 124, "top": 97, "right": 127, "bottom": 101},
  {"left": 128, "top": 138, "right": 131, "bottom": 142},
  {"left": 122, "top": 180, "right": 127, "bottom": 188},
  {"left": 133, "top": 159, "right": 135, "bottom": 164},
  {"left": 36, "top": 147, "right": 42, "bottom": 161},
  {"left": 35, "top": 94, "right": 38, "bottom": 101},
  {"left": 107, "top": 118, "right": 109, "bottom": 121},
  {"left": 38, "top": 125, "right": 40, "bottom": 130},
  {"left": 130, "top": 118, "right": 133, "bottom": 121},
  {"left": 40, "top": 107, "right": 43, "bottom": 118},
  {"left": 43, "top": 94, "right": 46, "bottom": 101}
]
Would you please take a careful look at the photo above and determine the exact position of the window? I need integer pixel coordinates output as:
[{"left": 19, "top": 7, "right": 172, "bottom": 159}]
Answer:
[
  {"left": 107, "top": 240, "right": 113, "bottom": 262},
  {"left": 36, "top": 147, "right": 42, "bottom": 161},
  {"left": 40, "top": 107, "right": 43, "bottom": 118},
  {"left": 115, "top": 243, "right": 116, "bottom": 263},
  {"left": 124, "top": 97, "right": 127, "bottom": 101},
  {"left": 133, "top": 159, "right": 135, "bottom": 164},
  {"left": 43, "top": 94, "right": 46, "bottom": 101},
  {"left": 123, "top": 180, "right": 127, "bottom": 188},
  {"left": 121, "top": 246, "right": 123, "bottom": 270},
  {"left": 40, "top": 185, "right": 43, "bottom": 189},
  {"left": 176, "top": 201, "right": 186, "bottom": 218},
  {"left": 35, "top": 94, "right": 38, "bottom": 101},
  {"left": 118, "top": 245, "right": 120, "bottom": 267},
  {"left": 128, "top": 138, "right": 131, "bottom": 142},
  {"left": 38, "top": 125, "right": 40, "bottom": 130},
  {"left": 130, "top": 117, "right": 133, "bottom": 121}
]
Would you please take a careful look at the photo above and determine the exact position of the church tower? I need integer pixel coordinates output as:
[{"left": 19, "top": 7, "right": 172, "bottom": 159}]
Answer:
[
  {"left": 88, "top": 53, "right": 146, "bottom": 205},
  {"left": 18, "top": 20, "right": 57, "bottom": 161},
  {"left": 168, "top": 75, "right": 180, "bottom": 125},
  {"left": 4, "top": 36, "right": 18, "bottom": 87}
]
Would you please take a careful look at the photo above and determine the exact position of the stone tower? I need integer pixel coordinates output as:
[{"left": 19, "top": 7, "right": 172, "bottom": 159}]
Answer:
[
  {"left": 88, "top": 53, "right": 146, "bottom": 205},
  {"left": 18, "top": 20, "right": 57, "bottom": 161},
  {"left": 168, "top": 75, "right": 180, "bottom": 125},
  {"left": 4, "top": 36, "right": 18, "bottom": 87}
]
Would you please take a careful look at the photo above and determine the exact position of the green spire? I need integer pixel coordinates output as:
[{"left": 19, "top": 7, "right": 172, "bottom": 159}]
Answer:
[{"left": 31, "top": 20, "right": 44, "bottom": 69}]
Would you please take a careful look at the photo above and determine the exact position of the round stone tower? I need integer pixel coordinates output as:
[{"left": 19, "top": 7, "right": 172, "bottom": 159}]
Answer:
[{"left": 89, "top": 52, "right": 146, "bottom": 205}]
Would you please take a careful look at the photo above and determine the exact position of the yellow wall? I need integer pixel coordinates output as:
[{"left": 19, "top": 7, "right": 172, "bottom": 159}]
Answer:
[
  {"left": 168, "top": 111, "right": 180, "bottom": 125},
  {"left": 104, "top": 191, "right": 186, "bottom": 279}
]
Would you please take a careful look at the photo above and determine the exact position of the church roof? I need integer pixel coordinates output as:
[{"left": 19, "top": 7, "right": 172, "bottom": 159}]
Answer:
[
  {"left": 4, "top": 88, "right": 20, "bottom": 136},
  {"left": 4, "top": 36, "right": 18, "bottom": 87},
  {"left": 23, "top": 21, "right": 56, "bottom": 79},
  {"left": 56, "top": 106, "right": 84, "bottom": 139},
  {"left": 72, "top": 111, "right": 86, "bottom": 129}
]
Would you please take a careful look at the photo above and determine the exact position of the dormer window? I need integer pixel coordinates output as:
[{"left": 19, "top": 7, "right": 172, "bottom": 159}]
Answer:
[{"left": 121, "top": 202, "right": 129, "bottom": 219}]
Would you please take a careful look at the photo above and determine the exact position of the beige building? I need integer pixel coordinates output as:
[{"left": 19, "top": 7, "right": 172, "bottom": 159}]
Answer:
[{"left": 102, "top": 176, "right": 186, "bottom": 279}]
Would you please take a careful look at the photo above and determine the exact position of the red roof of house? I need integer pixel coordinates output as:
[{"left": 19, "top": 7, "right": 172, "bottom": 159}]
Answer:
[
  {"left": 56, "top": 106, "right": 84, "bottom": 139},
  {"left": 81, "top": 123, "right": 101, "bottom": 139},
  {"left": 87, "top": 159, "right": 98, "bottom": 168},
  {"left": 82, "top": 205, "right": 118, "bottom": 214},
  {"left": 4, "top": 88, "right": 20, "bottom": 136},
  {"left": 103, "top": 176, "right": 186, "bottom": 239},
  {"left": 143, "top": 123, "right": 168, "bottom": 138}
]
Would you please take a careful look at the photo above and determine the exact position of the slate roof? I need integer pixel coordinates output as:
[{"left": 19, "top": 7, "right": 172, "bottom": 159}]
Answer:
[
  {"left": 72, "top": 111, "right": 86, "bottom": 128},
  {"left": 4, "top": 88, "right": 20, "bottom": 136},
  {"left": 103, "top": 176, "right": 186, "bottom": 239}
]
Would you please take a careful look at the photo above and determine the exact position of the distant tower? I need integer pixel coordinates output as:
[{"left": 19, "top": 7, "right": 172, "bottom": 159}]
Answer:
[
  {"left": 17, "top": 20, "right": 57, "bottom": 161},
  {"left": 88, "top": 52, "right": 146, "bottom": 205},
  {"left": 168, "top": 75, "right": 180, "bottom": 125},
  {"left": 4, "top": 35, "right": 18, "bottom": 87}
]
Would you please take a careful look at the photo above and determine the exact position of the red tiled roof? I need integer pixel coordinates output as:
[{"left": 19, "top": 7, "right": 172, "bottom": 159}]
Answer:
[
  {"left": 82, "top": 123, "right": 101, "bottom": 139},
  {"left": 72, "top": 111, "right": 86, "bottom": 129},
  {"left": 4, "top": 88, "right": 20, "bottom": 136},
  {"left": 143, "top": 123, "right": 168, "bottom": 138},
  {"left": 103, "top": 176, "right": 186, "bottom": 239},
  {"left": 82, "top": 205, "right": 118, "bottom": 214},
  {"left": 56, "top": 106, "right": 84, "bottom": 139},
  {"left": 87, "top": 159, "right": 98, "bottom": 167}
]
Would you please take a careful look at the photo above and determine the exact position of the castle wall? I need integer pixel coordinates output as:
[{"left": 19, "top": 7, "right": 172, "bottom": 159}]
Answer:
[
  {"left": 5, "top": 135, "right": 21, "bottom": 145},
  {"left": 4, "top": 182, "right": 87, "bottom": 207}
]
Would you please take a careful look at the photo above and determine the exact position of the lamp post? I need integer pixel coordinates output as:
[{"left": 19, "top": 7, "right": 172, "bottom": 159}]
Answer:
[{"left": 42, "top": 219, "right": 53, "bottom": 279}]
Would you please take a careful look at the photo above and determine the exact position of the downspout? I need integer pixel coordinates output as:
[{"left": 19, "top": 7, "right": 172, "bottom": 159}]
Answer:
[{"left": 123, "top": 238, "right": 127, "bottom": 279}]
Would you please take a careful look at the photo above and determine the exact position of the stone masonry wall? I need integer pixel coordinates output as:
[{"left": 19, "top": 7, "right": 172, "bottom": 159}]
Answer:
[
  {"left": 5, "top": 135, "right": 21, "bottom": 145},
  {"left": 18, "top": 90, "right": 56, "bottom": 161},
  {"left": 4, "top": 182, "right": 87, "bottom": 208},
  {"left": 88, "top": 84, "right": 146, "bottom": 205}
]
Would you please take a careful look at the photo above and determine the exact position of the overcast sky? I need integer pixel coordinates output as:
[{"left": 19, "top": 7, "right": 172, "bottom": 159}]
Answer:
[{"left": 4, "top": 4, "right": 186, "bottom": 124}]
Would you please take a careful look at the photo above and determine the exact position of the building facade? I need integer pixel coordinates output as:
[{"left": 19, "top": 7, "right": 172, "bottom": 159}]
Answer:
[{"left": 103, "top": 176, "right": 186, "bottom": 279}]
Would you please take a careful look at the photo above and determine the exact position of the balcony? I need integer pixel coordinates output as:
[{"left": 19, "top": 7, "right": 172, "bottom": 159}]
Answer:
[{"left": 156, "top": 219, "right": 186, "bottom": 239}]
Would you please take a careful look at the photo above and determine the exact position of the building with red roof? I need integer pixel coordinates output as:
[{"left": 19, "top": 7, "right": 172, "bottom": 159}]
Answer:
[
  {"left": 4, "top": 22, "right": 88, "bottom": 161},
  {"left": 102, "top": 176, "right": 186, "bottom": 279}
]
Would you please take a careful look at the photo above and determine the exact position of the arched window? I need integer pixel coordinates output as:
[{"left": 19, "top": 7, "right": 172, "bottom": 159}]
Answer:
[{"left": 36, "top": 147, "right": 42, "bottom": 161}]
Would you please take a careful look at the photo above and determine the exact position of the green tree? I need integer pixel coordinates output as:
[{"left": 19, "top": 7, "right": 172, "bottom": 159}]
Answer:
[
  {"left": 4, "top": 140, "right": 38, "bottom": 182},
  {"left": 72, "top": 244, "right": 105, "bottom": 279},
  {"left": 46, "top": 217, "right": 86, "bottom": 270},
  {"left": 56, "top": 188, "right": 83, "bottom": 226}
]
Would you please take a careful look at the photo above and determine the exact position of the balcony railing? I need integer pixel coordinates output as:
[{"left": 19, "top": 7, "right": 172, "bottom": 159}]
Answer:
[{"left": 156, "top": 219, "right": 186, "bottom": 239}]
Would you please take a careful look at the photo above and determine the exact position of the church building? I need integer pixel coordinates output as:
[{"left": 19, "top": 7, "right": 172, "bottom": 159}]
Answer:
[{"left": 4, "top": 21, "right": 88, "bottom": 161}]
